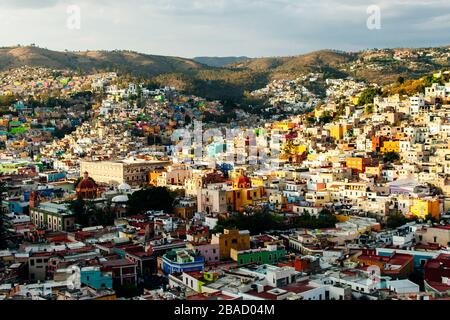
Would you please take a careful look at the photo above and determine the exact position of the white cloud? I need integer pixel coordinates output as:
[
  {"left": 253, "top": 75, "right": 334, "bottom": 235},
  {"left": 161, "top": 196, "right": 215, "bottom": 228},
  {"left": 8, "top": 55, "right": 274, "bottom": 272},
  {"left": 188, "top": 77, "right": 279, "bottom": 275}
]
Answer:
[{"left": 0, "top": 0, "right": 448, "bottom": 57}]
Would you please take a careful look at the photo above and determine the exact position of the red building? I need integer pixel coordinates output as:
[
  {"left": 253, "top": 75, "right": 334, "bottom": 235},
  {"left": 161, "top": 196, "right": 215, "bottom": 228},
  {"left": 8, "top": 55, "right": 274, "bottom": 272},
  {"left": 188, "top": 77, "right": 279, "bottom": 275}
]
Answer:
[
  {"left": 424, "top": 254, "right": 450, "bottom": 296},
  {"left": 356, "top": 249, "right": 414, "bottom": 279}
]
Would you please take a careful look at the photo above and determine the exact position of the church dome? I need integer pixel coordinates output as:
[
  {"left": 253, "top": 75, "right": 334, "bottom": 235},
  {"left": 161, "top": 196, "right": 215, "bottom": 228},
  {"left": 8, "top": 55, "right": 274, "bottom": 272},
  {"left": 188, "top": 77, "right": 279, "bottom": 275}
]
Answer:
[
  {"left": 117, "top": 183, "right": 131, "bottom": 192},
  {"left": 76, "top": 172, "right": 98, "bottom": 199},
  {"left": 234, "top": 175, "right": 251, "bottom": 188},
  {"left": 77, "top": 178, "right": 97, "bottom": 190}
]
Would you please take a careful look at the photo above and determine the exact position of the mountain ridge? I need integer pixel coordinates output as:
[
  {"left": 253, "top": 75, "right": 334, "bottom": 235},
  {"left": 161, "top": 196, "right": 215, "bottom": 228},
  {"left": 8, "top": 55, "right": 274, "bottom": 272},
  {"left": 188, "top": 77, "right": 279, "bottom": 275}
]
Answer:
[{"left": 1, "top": 45, "right": 449, "bottom": 101}]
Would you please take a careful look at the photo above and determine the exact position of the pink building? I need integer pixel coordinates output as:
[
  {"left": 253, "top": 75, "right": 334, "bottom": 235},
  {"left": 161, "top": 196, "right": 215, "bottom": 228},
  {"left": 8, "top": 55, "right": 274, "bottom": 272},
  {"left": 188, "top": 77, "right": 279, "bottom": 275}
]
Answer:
[{"left": 187, "top": 242, "right": 220, "bottom": 264}]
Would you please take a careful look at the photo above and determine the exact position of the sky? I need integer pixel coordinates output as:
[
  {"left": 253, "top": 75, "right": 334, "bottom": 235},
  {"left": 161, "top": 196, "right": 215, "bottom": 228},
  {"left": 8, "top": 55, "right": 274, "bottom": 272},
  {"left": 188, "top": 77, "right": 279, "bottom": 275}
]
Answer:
[{"left": 0, "top": 0, "right": 449, "bottom": 58}]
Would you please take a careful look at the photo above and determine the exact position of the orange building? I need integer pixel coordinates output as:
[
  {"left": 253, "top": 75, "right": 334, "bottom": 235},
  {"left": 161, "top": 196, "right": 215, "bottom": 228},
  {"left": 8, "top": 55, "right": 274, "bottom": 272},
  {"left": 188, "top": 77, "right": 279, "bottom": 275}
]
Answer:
[
  {"left": 372, "top": 136, "right": 386, "bottom": 152},
  {"left": 346, "top": 157, "right": 371, "bottom": 173}
]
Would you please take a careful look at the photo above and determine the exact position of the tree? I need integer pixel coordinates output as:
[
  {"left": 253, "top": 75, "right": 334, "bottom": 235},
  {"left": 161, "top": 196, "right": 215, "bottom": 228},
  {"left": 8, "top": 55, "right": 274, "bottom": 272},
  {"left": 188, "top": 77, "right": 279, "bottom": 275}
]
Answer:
[
  {"left": 318, "top": 111, "right": 333, "bottom": 124},
  {"left": 365, "top": 104, "right": 374, "bottom": 114},
  {"left": 68, "top": 197, "right": 115, "bottom": 228},
  {"left": 68, "top": 197, "right": 90, "bottom": 227},
  {"left": 383, "top": 152, "right": 400, "bottom": 163},
  {"left": 358, "top": 88, "right": 382, "bottom": 106},
  {"left": 127, "top": 187, "right": 175, "bottom": 215},
  {"left": 386, "top": 213, "right": 409, "bottom": 229},
  {"left": 295, "top": 211, "right": 337, "bottom": 229},
  {"left": 212, "top": 207, "right": 284, "bottom": 235}
]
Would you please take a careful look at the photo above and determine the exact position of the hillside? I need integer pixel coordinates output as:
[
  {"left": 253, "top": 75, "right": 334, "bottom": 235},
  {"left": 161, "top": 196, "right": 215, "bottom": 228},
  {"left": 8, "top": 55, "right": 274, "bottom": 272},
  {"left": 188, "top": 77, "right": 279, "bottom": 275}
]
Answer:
[
  {"left": 0, "top": 46, "right": 207, "bottom": 77},
  {"left": 1, "top": 45, "right": 449, "bottom": 102},
  {"left": 193, "top": 56, "right": 251, "bottom": 67}
]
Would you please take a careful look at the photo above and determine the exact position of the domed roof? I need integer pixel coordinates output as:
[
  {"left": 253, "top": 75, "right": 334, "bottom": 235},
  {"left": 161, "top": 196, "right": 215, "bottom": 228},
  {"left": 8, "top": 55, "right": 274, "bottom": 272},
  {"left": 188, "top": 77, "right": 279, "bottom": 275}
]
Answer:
[
  {"left": 235, "top": 175, "right": 251, "bottom": 185},
  {"left": 234, "top": 175, "right": 251, "bottom": 188},
  {"left": 77, "top": 178, "right": 97, "bottom": 190},
  {"left": 112, "top": 195, "right": 129, "bottom": 203},
  {"left": 117, "top": 183, "right": 131, "bottom": 191}
]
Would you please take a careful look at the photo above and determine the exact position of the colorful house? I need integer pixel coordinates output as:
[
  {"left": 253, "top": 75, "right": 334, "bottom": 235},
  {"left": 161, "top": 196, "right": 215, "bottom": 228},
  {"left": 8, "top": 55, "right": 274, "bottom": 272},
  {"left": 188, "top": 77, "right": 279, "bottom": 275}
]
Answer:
[
  {"left": 211, "top": 229, "right": 251, "bottom": 260},
  {"left": 346, "top": 157, "right": 371, "bottom": 173},
  {"left": 380, "top": 140, "right": 400, "bottom": 153},
  {"left": 80, "top": 266, "right": 113, "bottom": 290},
  {"left": 409, "top": 198, "right": 441, "bottom": 220},
  {"left": 230, "top": 244, "right": 287, "bottom": 266},
  {"left": 161, "top": 249, "right": 205, "bottom": 274}
]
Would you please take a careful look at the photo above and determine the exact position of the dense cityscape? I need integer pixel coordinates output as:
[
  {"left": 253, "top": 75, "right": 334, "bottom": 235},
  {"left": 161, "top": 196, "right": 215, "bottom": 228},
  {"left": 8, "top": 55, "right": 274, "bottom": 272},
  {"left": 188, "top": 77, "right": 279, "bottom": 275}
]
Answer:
[
  {"left": 0, "top": 46, "right": 449, "bottom": 302},
  {"left": 1, "top": 2, "right": 450, "bottom": 310}
]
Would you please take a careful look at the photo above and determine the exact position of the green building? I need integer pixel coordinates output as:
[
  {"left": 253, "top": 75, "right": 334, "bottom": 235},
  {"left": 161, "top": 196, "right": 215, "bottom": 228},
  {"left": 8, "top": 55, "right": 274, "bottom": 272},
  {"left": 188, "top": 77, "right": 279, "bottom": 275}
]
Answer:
[
  {"left": 30, "top": 202, "right": 76, "bottom": 232},
  {"left": 231, "top": 244, "right": 287, "bottom": 266}
]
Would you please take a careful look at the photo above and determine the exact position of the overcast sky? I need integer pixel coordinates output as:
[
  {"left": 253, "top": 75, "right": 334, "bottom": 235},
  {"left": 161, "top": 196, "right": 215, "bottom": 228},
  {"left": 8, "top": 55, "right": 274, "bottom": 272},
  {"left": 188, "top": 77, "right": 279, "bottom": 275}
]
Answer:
[{"left": 0, "top": 0, "right": 449, "bottom": 58}]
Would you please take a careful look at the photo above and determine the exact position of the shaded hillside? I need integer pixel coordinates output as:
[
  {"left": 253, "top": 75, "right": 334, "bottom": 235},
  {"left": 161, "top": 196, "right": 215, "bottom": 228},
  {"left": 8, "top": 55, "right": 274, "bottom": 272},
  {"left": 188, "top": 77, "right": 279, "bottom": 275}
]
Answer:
[{"left": 193, "top": 56, "right": 251, "bottom": 68}]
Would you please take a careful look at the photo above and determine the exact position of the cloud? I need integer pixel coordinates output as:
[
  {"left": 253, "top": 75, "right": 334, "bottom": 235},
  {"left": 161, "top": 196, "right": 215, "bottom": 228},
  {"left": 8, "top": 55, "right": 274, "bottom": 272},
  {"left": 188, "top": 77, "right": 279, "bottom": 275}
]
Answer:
[
  {"left": 0, "top": 0, "right": 448, "bottom": 57},
  {"left": 0, "top": 0, "right": 62, "bottom": 9}
]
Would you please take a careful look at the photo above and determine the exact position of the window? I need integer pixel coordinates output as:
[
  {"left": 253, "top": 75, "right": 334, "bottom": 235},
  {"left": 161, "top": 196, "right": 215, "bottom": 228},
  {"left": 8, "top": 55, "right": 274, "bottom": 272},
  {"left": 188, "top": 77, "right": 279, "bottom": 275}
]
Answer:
[{"left": 30, "top": 259, "right": 35, "bottom": 266}]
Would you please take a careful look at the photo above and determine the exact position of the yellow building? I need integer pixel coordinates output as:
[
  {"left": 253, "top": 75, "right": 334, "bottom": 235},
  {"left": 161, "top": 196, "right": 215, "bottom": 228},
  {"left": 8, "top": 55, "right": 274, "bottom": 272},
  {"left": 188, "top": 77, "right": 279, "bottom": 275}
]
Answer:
[
  {"left": 329, "top": 124, "right": 352, "bottom": 141},
  {"left": 283, "top": 144, "right": 308, "bottom": 155},
  {"left": 410, "top": 198, "right": 441, "bottom": 220},
  {"left": 329, "top": 125, "right": 344, "bottom": 140},
  {"left": 350, "top": 96, "right": 359, "bottom": 105},
  {"left": 380, "top": 141, "right": 400, "bottom": 153},
  {"left": 272, "top": 121, "right": 295, "bottom": 131},
  {"left": 251, "top": 177, "right": 265, "bottom": 188},
  {"left": 148, "top": 170, "right": 163, "bottom": 186},
  {"left": 211, "top": 229, "right": 250, "bottom": 260},
  {"left": 229, "top": 176, "right": 266, "bottom": 212},
  {"left": 365, "top": 165, "right": 383, "bottom": 178}
]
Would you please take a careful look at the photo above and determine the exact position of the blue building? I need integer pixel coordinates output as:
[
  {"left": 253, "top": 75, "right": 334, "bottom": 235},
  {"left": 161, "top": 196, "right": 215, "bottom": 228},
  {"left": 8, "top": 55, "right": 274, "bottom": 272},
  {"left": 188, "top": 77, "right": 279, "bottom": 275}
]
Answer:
[
  {"left": 80, "top": 267, "right": 113, "bottom": 290},
  {"left": 162, "top": 248, "right": 204, "bottom": 274},
  {"left": 39, "top": 171, "right": 66, "bottom": 183},
  {"left": 2, "top": 200, "right": 28, "bottom": 214},
  {"left": 376, "top": 248, "right": 439, "bottom": 271}
]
